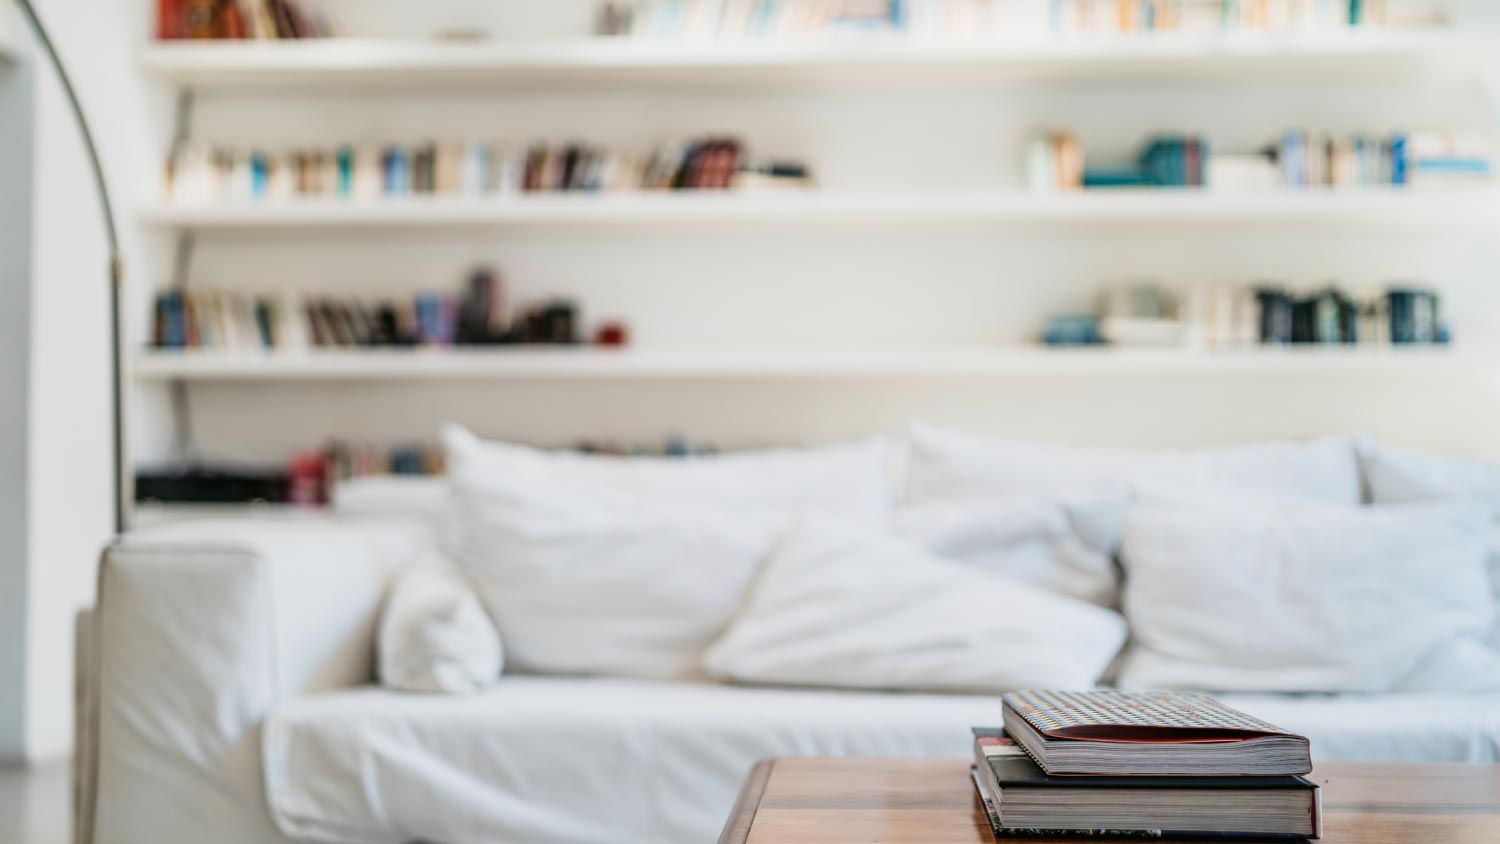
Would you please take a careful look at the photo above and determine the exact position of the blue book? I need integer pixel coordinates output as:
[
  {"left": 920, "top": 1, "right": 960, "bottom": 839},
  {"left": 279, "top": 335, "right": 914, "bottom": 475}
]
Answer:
[
  {"left": 249, "top": 152, "right": 270, "bottom": 199},
  {"left": 385, "top": 146, "right": 410, "bottom": 196},
  {"left": 162, "top": 291, "right": 187, "bottom": 348},
  {"left": 1389, "top": 134, "right": 1408, "bottom": 185}
]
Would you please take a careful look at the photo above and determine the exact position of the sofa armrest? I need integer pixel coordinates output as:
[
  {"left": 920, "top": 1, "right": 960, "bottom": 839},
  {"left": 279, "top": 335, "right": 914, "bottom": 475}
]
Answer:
[{"left": 85, "top": 518, "right": 428, "bottom": 844}]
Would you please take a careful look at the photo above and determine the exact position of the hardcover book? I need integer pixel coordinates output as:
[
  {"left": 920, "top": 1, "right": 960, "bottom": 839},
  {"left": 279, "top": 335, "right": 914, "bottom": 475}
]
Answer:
[
  {"left": 973, "top": 729, "right": 1321, "bottom": 839},
  {"left": 1001, "top": 690, "right": 1313, "bottom": 777}
]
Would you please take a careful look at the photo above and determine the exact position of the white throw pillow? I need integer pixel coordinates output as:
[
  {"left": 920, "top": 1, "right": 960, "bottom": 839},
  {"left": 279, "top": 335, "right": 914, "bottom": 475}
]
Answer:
[
  {"left": 1117, "top": 499, "right": 1500, "bottom": 694},
  {"left": 443, "top": 424, "right": 893, "bottom": 522},
  {"left": 443, "top": 426, "right": 789, "bottom": 679},
  {"left": 893, "top": 494, "right": 1125, "bottom": 607},
  {"left": 378, "top": 553, "right": 502, "bottom": 694},
  {"left": 704, "top": 518, "right": 1128, "bottom": 693},
  {"left": 906, "top": 422, "right": 1363, "bottom": 507},
  {"left": 1359, "top": 444, "right": 1500, "bottom": 648}
]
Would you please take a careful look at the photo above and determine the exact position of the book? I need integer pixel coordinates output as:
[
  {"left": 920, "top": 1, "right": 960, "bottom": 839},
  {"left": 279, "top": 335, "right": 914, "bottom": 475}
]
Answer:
[
  {"left": 1002, "top": 690, "right": 1313, "bottom": 777},
  {"left": 973, "top": 729, "right": 1321, "bottom": 839}
]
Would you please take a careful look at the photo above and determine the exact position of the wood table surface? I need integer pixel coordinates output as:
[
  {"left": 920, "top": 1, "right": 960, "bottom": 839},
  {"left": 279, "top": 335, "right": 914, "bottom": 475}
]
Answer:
[{"left": 718, "top": 758, "right": 1500, "bottom": 844}]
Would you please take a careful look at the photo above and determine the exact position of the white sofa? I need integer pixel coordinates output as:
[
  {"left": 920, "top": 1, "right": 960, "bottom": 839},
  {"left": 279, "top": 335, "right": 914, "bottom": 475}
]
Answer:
[
  {"left": 80, "top": 431, "right": 1500, "bottom": 844},
  {"left": 82, "top": 518, "right": 1500, "bottom": 844}
]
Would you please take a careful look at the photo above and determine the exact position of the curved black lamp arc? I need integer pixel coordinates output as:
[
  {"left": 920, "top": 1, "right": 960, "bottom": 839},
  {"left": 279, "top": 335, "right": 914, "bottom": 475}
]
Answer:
[{"left": 12, "top": 0, "right": 126, "bottom": 534}]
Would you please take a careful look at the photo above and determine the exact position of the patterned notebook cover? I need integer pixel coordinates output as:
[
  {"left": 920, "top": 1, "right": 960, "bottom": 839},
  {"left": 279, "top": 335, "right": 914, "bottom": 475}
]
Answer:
[{"left": 1003, "top": 690, "right": 1296, "bottom": 741}]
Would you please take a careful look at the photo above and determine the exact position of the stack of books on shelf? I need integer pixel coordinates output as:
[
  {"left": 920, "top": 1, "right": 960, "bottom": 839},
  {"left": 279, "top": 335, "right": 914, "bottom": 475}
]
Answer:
[
  {"left": 1029, "top": 129, "right": 1494, "bottom": 192},
  {"left": 1029, "top": 132, "right": 1211, "bottom": 191},
  {"left": 157, "top": 0, "right": 334, "bottom": 40},
  {"left": 148, "top": 268, "right": 631, "bottom": 352},
  {"left": 1051, "top": 0, "right": 1446, "bottom": 35},
  {"left": 598, "top": 0, "right": 1446, "bottom": 41},
  {"left": 1044, "top": 281, "right": 1447, "bottom": 348},
  {"left": 1219, "top": 130, "right": 1495, "bottom": 190},
  {"left": 972, "top": 690, "right": 1320, "bottom": 840},
  {"left": 164, "top": 137, "right": 813, "bottom": 205}
]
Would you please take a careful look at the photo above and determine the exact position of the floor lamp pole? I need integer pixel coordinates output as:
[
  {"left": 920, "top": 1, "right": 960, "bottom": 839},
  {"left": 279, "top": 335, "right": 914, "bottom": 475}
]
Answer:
[{"left": 12, "top": 0, "right": 126, "bottom": 535}]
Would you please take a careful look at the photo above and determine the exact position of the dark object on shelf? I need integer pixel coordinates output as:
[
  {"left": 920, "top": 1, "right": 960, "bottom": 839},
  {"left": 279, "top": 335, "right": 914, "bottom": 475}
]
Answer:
[
  {"left": 135, "top": 466, "right": 290, "bottom": 505},
  {"left": 545, "top": 302, "right": 579, "bottom": 344},
  {"left": 458, "top": 267, "right": 508, "bottom": 344},
  {"left": 1041, "top": 315, "right": 1102, "bottom": 346},
  {"left": 1388, "top": 288, "right": 1441, "bottom": 344},
  {"left": 594, "top": 321, "right": 630, "bottom": 347},
  {"left": 517, "top": 301, "right": 580, "bottom": 344},
  {"left": 1297, "top": 289, "right": 1343, "bottom": 345},
  {"left": 1255, "top": 288, "right": 1294, "bottom": 345}
]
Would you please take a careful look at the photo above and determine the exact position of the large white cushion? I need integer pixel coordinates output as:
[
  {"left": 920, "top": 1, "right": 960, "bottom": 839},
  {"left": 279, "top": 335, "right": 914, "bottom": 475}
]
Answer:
[
  {"left": 261, "top": 677, "right": 1500, "bottom": 844},
  {"left": 1117, "top": 499, "right": 1500, "bottom": 694},
  {"left": 703, "top": 518, "right": 1127, "bottom": 693},
  {"left": 443, "top": 424, "right": 894, "bottom": 522},
  {"left": 893, "top": 494, "right": 1124, "bottom": 607},
  {"left": 1360, "top": 444, "right": 1500, "bottom": 647},
  {"left": 443, "top": 426, "right": 789, "bottom": 679},
  {"left": 377, "top": 552, "right": 501, "bottom": 694},
  {"left": 906, "top": 422, "right": 1363, "bottom": 506}
]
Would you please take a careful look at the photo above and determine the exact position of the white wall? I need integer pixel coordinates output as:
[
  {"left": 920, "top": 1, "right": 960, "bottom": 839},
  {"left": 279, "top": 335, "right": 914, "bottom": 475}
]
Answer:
[
  {"left": 3, "top": 0, "right": 157, "bottom": 763},
  {"left": 0, "top": 4, "right": 37, "bottom": 764}
]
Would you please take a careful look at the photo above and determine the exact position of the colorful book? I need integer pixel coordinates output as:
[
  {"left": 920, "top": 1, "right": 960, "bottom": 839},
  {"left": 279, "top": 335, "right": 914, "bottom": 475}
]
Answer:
[
  {"left": 973, "top": 729, "right": 1321, "bottom": 839},
  {"left": 1001, "top": 690, "right": 1313, "bottom": 776}
]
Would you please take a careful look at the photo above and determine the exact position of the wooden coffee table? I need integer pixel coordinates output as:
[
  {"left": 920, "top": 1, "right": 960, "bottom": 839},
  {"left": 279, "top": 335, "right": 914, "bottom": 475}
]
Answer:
[{"left": 719, "top": 758, "right": 1500, "bottom": 844}]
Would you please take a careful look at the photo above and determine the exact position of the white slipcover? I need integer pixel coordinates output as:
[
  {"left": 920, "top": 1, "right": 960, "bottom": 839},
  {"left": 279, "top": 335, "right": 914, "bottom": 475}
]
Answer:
[{"left": 262, "top": 677, "right": 1500, "bottom": 844}]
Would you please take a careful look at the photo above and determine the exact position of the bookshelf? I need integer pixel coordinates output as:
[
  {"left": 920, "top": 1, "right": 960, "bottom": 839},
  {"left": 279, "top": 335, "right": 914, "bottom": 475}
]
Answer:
[
  {"left": 126, "top": 2, "right": 1500, "bottom": 514},
  {"left": 138, "top": 31, "right": 1498, "bottom": 90},
  {"left": 139, "top": 189, "right": 1500, "bottom": 231},
  {"left": 132, "top": 346, "right": 1473, "bottom": 381}
]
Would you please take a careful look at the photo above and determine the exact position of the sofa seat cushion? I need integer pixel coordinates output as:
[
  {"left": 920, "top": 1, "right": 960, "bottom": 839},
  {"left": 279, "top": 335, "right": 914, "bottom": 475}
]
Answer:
[
  {"left": 263, "top": 677, "right": 996, "bottom": 844},
  {"left": 263, "top": 678, "right": 1500, "bottom": 844}
]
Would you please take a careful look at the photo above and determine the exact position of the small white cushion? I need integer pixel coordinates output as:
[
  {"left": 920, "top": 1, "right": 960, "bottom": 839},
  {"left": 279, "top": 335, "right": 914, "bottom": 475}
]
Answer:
[
  {"left": 443, "top": 426, "right": 788, "bottom": 679},
  {"left": 1360, "top": 444, "right": 1500, "bottom": 648},
  {"left": 893, "top": 494, "right": 1124, "bottom": 607},
  {"left": 1117, "top": 499, "right": 1500, "bottom": 694},
  {"left": 906, "top": 422, "right": 1363, "bottom": 506},
  {"left": 378, "top": 553, "right": 501, "bottom": 694},
  {"left": 443, "top": 424, "right": 893, "bottom": 522},
  {"left": 704, "top": 518, "right": 1128, "bottom": 693}
]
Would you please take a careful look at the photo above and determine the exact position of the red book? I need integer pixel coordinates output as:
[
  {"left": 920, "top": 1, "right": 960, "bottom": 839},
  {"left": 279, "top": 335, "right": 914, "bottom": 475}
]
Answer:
[
  {"left": 157, "top": 0, "right": 185, "bottom": 39},
  {"left": 222, "top": 2, "right": 247, "bottom": 39}
]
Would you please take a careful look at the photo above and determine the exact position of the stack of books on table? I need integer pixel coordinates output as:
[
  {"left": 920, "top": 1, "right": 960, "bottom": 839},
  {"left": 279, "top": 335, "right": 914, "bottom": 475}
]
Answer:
[{"left": 971, "top": 690, "right": 1320, "bottom": 840}]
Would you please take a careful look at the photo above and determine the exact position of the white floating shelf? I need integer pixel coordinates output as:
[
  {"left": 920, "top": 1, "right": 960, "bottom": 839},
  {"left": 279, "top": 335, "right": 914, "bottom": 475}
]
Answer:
[
  {"left": 139, "top": 31, "right": 1497, "bottom": 90},
  {"left": 132, "top": 346, "right": 1479, "bottom": 382},
  {"left": 137, "top": 189, "right": 1500, "bottom": 231}
]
